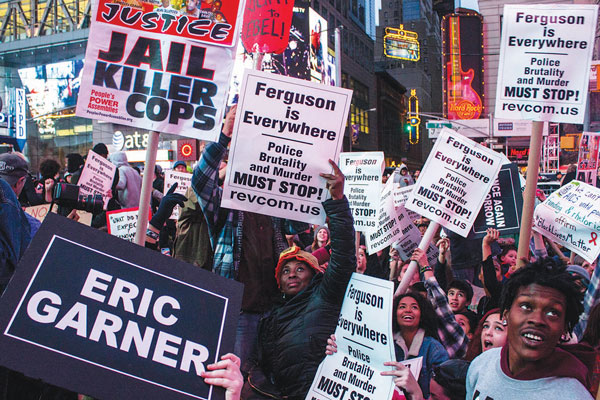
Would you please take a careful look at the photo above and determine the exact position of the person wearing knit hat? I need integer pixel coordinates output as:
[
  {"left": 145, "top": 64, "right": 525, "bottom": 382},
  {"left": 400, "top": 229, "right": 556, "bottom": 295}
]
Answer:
[
  {"left": 305, "top": 225, "right": 330, "bottom": 252},
  {"left": 242, "top": 160, "right": 356, "bottom": 399},
  {"left": 274, "top": 246, "right": 325, "bottom": 294},
  {"left": 173, "top": 161, "right": 187, "bottom": 172},
  {"left": 567, "top": 264, "right": 591, "bottom": 294},
  {"left": 92, "top": 143, "right": 109, "bottom": 158}
]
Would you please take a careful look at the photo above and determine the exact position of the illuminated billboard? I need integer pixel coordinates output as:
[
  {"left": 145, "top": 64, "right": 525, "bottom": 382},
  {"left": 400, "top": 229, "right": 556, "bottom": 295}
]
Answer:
[
  {"left": 384, "top": 25, "right": 420, "bottom": 61},
  {"left": 442, "top": 14, "right": 484, "bottom": 120}
]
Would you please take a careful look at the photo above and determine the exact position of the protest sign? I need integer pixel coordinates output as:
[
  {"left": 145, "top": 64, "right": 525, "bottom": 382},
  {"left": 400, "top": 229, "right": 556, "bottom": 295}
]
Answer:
[
  {"left": 78, "top": 149, "right": 117, "bottom": 208},
  {"left": 221, "top": 69, "right": 353, "bottom": 224},
  {"left": 494, "top": 4, "right": 598, "bottom": 124},
  {"left": 533, "top": 180, "right": 600, "bottom": 263},
  {"left": 241, "top": 0, "right": 294, "bottom": 54},
  {"left": 365, "top": 178, "right": 403, "bottom": 254},
  {"left": 164, "top": 170, "right": 193, "bottom": 219},
  {"left": 76, "top": 0, "right": 238, "bottom": 141},
  {"left": 339, "top": 152, "right": 384, "bottom": 232},
  {"left": 305, "top": 274, "right": 395, "bottom": 400},
  {"left": 391, "top": 207, "right": 439, "bottom": 266},
  {"left": 393, "top": 184, "right": 420, "bottom": 223},
  {"left": 0, "top": 213, "right": 242, "bottom": 400},
  {"left": 406, "top": 128, "right": 503, "bottom": 237},
  {"left": 470, "top": 163, "right": 524, "bottom": 238},
  {"left": 576, "top": 132, "right": 600, "bottom": 185},
  {"left": 107, "top": 207, "right": 152, "bottom": 242},
  {"left": 24, "top": 204, "right": 92, "bottom": 226}
]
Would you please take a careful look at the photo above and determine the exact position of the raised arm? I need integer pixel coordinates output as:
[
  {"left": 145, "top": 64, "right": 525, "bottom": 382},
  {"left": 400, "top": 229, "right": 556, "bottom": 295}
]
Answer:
[{"left": 319, "top": 160, "right": 356, "bottom": 304}]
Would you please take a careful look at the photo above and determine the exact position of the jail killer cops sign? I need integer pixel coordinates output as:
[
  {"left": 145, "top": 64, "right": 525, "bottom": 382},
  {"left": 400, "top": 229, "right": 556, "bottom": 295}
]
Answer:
[
  {"left": 533, "top": 181, "right": 600, "bottom": 263},
  {"left": 406, "top": 128, "right": 503, "bottom": 237},
  {"left": 305, "top": 274, "right": 396, "bottom": 400},
  {"left": 221, "top": 69, "right": 352, "bottom": 224},
  {"left": 495, "top": 4, "right": 598, "bottom": 124},
  {"left": 0, "top": 213, "right": 242, "bottom": 400},
  {"left": 76, "top": 0, "right": 238, "bottom": 141}
]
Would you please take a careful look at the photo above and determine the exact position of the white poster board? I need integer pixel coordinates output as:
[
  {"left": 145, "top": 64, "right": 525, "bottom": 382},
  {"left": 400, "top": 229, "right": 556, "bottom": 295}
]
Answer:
[
  {"left": 406, "top": 129, "right": 503, "bottom": 237},
  {"left": 366, "top": 178, "right": 404, "bottom": 254},
  {"left": 339, "top": 152, "right": 384, "bottom": 232},
  {"left": 221, "top": 69, "right": 353, "bottom": 224},
  {"left": 106, "top": 207, "right": 150, "bottom": 242},
  {"left": 23, "top": 204, "right": 92, "bottom": 226},
  {"left": 78, "top": 149, "right": 117, "bottom": 208},
  {"left": 533, "top": 180, "right": 600, "bottom": 263},
  {"left": 494, "top": 4, "right": 598, "bottom": 124},
  {"left": 305, "top": 274, "right": 396, "bottom": 400},
  {"left": 164, "top": 170, "right": 192, "bottom": 220}
]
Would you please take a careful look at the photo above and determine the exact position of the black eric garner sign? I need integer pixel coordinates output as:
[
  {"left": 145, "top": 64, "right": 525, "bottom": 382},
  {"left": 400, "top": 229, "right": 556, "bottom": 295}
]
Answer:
[
  {"left": 470, "top": 163, "right": 524, "bottom": 238},
  {"left": 0, "top": 213, "right": 242, "bottom": 400}
]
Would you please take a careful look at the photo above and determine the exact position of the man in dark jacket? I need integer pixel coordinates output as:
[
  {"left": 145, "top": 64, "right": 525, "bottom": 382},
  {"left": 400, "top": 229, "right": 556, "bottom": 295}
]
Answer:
[{"left": 242, "top": 160, "right": 356, "bottom": 399}]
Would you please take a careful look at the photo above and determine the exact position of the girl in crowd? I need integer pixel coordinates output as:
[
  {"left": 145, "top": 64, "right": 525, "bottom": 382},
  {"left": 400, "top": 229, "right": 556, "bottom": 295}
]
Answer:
[
  {"left": 464, "top": 308, "right": 507, "bottom": 361},
  {"left": 305, "top": 225, "right": 330, "bottom": 253}
]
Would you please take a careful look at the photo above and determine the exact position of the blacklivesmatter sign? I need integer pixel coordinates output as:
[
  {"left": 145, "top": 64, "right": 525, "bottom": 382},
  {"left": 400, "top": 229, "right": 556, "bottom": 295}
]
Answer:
[
  {"left": 76, "top": 0, "right": 238, "bottom": 141},
  {"left": 0, "top": 213, "right": 242, "bottom": 400}
]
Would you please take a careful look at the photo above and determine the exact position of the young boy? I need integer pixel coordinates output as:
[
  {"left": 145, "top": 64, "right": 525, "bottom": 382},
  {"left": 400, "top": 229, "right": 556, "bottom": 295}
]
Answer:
[{"left": 466, "top": 257, "right": 593, "bottom": 399}]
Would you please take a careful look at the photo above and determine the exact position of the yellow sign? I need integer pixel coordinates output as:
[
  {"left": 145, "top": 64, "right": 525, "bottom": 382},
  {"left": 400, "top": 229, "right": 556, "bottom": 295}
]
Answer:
[{"left": 384, "top": 25, "right": 420, "bottom": 61}]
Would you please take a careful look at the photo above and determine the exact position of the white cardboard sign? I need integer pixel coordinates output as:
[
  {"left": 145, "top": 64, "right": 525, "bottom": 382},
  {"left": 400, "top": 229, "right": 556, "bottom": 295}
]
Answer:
[
  {"left": 305, "top": 274, "right": 396, "bottom": 400},
  {"left": 106, "top": 207, "right": 150, "bottom": 242},
  {"left": 221, "top": 69, "right": 353, "bottom": 224},
  {"left": 78, "top": 149, "right": 117, "bottom": 209},
  {"left": 495, "top": 4, "right": 598, "bottom": 124},
  {"left": 164, "top": 170, "right": 192, "bottom": 220},
  {"left": 533, "top": 180, "right": 600, "bottom": 263},
  {"left": 75, "top": 0, "right": 236, "bottom": 141},
  {"left": 366, "top": 177, "right": 404, "bottom": 254},
  {"left": 340, "top": 152, "right": 384, "bottom": 232},
  {"left": 406, "top": 128, "right": 503, "bottom": 237}
]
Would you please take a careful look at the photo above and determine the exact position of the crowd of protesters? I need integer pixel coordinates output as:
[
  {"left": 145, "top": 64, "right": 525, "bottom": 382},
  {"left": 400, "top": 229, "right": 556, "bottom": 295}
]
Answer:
[{"left": 0, "top": 105, "right": 599, "bottom": 400}]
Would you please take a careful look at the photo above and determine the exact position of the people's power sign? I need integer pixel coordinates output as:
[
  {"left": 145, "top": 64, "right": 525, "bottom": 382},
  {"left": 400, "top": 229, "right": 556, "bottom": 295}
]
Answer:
[{"left": 0, "top": 213, "right": 242, "bottom": 400}]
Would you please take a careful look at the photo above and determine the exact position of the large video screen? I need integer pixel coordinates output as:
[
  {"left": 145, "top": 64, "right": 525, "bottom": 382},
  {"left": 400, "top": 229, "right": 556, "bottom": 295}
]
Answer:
[{"left": 18, "top": 59, "right": 84, "bottom": 119}]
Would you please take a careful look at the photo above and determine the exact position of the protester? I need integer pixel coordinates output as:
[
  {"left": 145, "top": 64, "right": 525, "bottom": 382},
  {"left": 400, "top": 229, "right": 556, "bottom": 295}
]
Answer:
[
  {"left": 173, "top": 160, "right": 188, "bottom": 173},
  {"left": 580, "top": 303, "right": 600, "bottom": 397},
  {"left": 412, "top": 248, "right": 469, "bottom": 359},
  {"left": 396, "top": 164, "right": 414, "bottom": 187},
  {"left": 38, "top": 158, "right": 62, "bottom": 203},
  {"left": 241, "top": 159, "right": 355, "bottom": 399},
  {"left": 0, "top": 153, "right": 41, "bottom": 238},
  {"left": 108, "top": 151, "right": 142, "bottom": 208},
  {"left": 64, "top": 153, "right": 85, "bottom": 184},
  {"left": 0, "top": 177, "right": 31, "bottom": 294},
  {"left": 392, "top": 292, "right": 449, "bottom": 397},
  {"left": 466, "top": 258, "right": 593, "bottom": 399},
  {"left": 356, "top": 245, "right": 367, "bottom": 273},
  {"left": 91, "top": 143, "right": 109, "bottom": 159},
  {"left": 428, "top": 359, "right": 470, "bottom": 400},
  {"left": 305, "top": 225, "right": 330, "bottom": 253},
  {"left": 476, "top": 229, "right": 504, "bottom": 317},
  {"left": 201, "top": 353, "right": 244, "bottom": 400},
  {"left": 191, "top": 105, "right": 299, "bottom": 371},
  {"left": 464, "top": 308, "right": 507, "bottom": 361}
]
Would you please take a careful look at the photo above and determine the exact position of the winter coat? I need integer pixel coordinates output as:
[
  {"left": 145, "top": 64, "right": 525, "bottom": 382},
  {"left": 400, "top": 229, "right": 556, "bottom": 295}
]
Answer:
[
  {"left": 109, "top": 152, "right": 142, "bottom": 209},
  {"left": 243, "top": 197, "right": 356, "bottom": 400}
]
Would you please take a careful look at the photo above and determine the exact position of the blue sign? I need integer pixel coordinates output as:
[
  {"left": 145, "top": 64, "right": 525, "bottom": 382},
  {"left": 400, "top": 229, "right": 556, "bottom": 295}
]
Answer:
[{"left": 0, "top": 213, "right": 242, "bottom": 400}]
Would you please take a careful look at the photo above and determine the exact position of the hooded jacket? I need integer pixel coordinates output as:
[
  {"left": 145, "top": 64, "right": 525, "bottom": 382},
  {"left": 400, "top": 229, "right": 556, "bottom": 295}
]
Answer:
[
  {"left": 108, "top": 152, "right": 142, "bottom": 209},
  {"left": 243, "top": 197, "right": 356, "bottom": 400}
]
